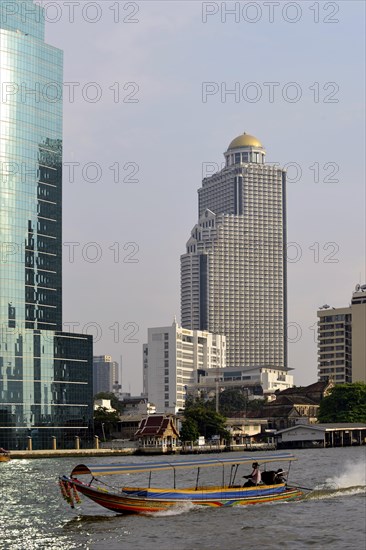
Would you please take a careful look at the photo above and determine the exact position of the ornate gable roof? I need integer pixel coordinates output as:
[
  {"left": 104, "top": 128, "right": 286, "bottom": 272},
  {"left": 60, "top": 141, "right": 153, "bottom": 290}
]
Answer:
[{"left": 135, "top": 415, "right": 179, "bottom": 438}]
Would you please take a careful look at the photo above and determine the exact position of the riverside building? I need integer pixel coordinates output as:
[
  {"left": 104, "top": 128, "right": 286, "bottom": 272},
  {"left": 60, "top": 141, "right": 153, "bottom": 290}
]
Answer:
[
  {"left": 181, "top": 133, "right": 287, "bottom": 370},
  {"left": 0, "top": 1, "right": 93, "bottom": 449},
  {"left": 317, "top": 285, "right": 366, "bottom": 384},
  {"left": 143, "top": 320, "right": 226, "bottom": 413}
]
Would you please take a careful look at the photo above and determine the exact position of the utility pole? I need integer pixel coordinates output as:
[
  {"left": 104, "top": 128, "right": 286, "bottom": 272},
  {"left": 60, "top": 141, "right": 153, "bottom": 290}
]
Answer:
[
  {"left": 215, "top": 376, "right": 219, "bottom": 413},
  {"left": 215, "top": 368, "right": 221, "bottom": 413}
]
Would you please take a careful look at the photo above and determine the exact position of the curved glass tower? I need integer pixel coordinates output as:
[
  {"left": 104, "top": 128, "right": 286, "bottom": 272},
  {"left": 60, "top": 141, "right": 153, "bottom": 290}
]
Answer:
[{"left": 0, "top": 0, "right": 93, "bottom": 449}]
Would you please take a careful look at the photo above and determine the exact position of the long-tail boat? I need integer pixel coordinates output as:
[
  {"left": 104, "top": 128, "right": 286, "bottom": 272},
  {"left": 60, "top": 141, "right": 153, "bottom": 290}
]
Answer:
[{"left": 59, "top": 453, "right": 303, "bottom": 514}]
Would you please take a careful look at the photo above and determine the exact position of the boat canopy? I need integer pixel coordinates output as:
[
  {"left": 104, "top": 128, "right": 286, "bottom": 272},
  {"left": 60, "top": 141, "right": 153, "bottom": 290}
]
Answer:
[{"left": 71, "top": 452, "right": 297, "bottom": 477}]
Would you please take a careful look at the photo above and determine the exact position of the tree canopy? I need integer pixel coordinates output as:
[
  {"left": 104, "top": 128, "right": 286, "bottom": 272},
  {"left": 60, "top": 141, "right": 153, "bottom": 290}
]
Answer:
[
  {"left": 218, "top": 388, "right": 248, "bottom": 415},
  {"left": 180, "top": 397, "right": 231, "bottom": 442},
  {"left": 94, "top": 407, "right": 120, "bottom": 440},
  {"left": 180, "top": 417, "right": 199, "bottom": 443},
  {"left": 218, "top": 388, "right": 265, "bottom": 415},
  {"left": 318, "top": 383, "right": 366, "bottom": 423}
]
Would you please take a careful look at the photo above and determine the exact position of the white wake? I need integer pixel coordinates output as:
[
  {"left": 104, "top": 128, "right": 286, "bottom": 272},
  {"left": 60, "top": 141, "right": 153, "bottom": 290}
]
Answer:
[
  {"left": 144, "top": 501, "right": 198, "bottom": 517},
  {"left": 319, "top": 459, "right": 366, "bottom": 490}
]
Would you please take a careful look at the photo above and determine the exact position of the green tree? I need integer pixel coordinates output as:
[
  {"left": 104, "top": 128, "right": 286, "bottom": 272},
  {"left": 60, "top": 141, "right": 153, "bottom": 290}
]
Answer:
[
  {"left": 94, "top": 407, "right": 121, "bottom": 440},
  {"left": 219, "top": 388, "right": 248, "bottom": 415},
  {"left": 246, "top": 398, "right": 266, "bottom": 413},
  {"left": 180, "top": 397, "right": 231, "bottom": 441},
  {"left": 318, "top": 383, "right": 366, "bottom": 423},
  {"left": 180, "top": 417, "right": 199, "bottom": 442},
  {"left": 217, "top": 389, "right": 266, "bottom": 416}
]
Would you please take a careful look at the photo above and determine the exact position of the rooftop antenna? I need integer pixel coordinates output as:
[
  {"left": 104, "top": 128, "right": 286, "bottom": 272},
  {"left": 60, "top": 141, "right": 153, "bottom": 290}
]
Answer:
[{"left": 120, "top": 355, "right": 123, "bottom": 394}]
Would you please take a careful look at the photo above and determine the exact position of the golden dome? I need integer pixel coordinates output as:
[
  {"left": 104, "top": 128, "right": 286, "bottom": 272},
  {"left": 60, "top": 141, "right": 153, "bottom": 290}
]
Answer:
[{"left": 228, "top": 133, "right": 263, "bottom": 150}]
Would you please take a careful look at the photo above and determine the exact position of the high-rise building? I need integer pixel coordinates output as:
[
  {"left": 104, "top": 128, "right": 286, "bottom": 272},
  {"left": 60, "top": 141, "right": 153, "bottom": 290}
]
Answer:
[
  {"left": 181, "top": 133, "right": 287, "bottom": 370},
  {"left": 93, "top": 355, "right": 121, "bottom": 396},
  {"left": 143, "top": 320, "right": 226, "bottom": 413},
  {"left": 317, "top": 286, "right": 366, "bottom": 384},
  {"left": 0, "top": 0, "right": 93, "bottom": 449}
]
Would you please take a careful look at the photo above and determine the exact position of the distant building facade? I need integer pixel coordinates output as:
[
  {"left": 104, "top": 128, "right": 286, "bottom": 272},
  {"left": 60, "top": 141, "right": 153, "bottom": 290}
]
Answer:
[
  {"left": 94, "top": 399, "right": 116, "bottom": 412},
  {"left": 120, "top": 395, "right": 156, "bottom": 416},
  {"left": 181, "top": 133, "right": 287, "bottom": 370},
  {"left": 195, "top": 365, "right": 294, "bottom": 397},
  {"left": 143, "top": 320, "right": 226, "bottom": 413},
  {"left": 276, "top": 423, "right": 366, "bottom": 449},
  {"left": 318, "top": 286, "right": 366, "bottom": 384},
  {"left": 251, "top": 381, "right": 333, "bottom": 431},
  {"left": 93, "top": 355, "right": 120, "bottom": 396}
]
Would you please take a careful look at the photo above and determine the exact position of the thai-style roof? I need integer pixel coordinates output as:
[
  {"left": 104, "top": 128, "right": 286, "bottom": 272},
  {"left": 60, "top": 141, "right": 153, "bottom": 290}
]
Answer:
[{"left": 135, "top": 415, "right": 179, "bottom": 438}]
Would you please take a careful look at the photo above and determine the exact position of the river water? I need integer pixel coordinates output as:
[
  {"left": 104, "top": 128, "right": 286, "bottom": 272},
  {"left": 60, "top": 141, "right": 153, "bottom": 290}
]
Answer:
[{"left": 1, "top": 447, "right": 365, "bottom": 550}]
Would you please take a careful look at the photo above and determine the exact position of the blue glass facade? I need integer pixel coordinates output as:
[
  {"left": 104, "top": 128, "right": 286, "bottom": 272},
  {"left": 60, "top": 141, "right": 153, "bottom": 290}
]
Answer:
[{"left": 0, "top": 0, "right": 93, "bottom": 449}]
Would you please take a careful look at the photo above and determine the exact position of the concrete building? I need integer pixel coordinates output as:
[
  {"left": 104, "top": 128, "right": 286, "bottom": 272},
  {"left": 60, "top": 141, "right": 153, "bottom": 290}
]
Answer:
[
  {"left": 0, "top": 1, "right": 93, "bottom": 450},
  {"left": 251, "top": 381, "right": 333, "bottom": 431},
  {"left": 93, "top": 356, "right": 120, "bottom": 396},
  {"left": 194, "top": 365, "right": 294, "bottom": 398},
  {"left": 318, "top": 285, "right": 366, "bottom": 384},
  {"left": 276, "top": 423, "right": 366, "bottom": 449},
  {"left": 181, "top": 133, "right": 287, "bottom": 370},
  {"left": 120, "top": 396, "right": 156, "bottom": 416},
  {"left": 143, "top": 320, "right": 226, "bottom": 413},
  {"left": 93, "top": 399, "right": 116, "bottom": 412}
]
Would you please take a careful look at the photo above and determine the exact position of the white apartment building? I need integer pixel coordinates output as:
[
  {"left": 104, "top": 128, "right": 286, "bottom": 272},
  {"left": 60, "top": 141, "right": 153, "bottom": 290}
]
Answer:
[
  {"left": 143, "top": 320, "right": 226, "bottom": 413},
  {"left": 181, "top": 133, "right": 287, "bottom": 370}
]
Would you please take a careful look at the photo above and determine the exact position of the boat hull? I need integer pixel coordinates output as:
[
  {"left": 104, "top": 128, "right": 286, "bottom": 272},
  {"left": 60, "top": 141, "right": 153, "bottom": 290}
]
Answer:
[{"left": 61, "top": 477, "right": 303, "bottom": 514}]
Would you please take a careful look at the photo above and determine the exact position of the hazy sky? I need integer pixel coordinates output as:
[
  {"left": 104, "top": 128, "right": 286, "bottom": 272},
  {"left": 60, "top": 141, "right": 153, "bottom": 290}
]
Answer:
[{"left": 40, "top": 0, "right": 364, "bottom": 394}]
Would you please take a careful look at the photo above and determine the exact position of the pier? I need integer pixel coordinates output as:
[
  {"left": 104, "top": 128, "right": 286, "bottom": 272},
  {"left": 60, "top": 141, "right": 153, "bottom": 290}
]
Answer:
[{"left": 276, "top": 422, "right": 366, "bottom": 449}]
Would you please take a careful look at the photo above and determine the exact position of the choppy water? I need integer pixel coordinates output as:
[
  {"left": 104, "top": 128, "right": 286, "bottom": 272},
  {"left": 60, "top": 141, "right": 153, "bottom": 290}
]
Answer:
[{"left": 1, "top": 447, "right": 365, "bottom": 550}]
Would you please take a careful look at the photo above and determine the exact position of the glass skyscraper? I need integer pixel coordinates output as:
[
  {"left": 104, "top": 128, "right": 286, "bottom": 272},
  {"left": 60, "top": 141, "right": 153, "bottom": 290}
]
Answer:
[
  {"left": 0, "top": 0, "right": 93, "bottom": 449},
  {"left": 181, "top": 133, "right": 287, "bottom": 370}
]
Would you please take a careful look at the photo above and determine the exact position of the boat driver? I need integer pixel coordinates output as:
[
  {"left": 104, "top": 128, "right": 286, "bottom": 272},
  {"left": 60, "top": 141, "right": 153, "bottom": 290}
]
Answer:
[{"left": 243, "top": 462, "right": 262, "bottom": 487}]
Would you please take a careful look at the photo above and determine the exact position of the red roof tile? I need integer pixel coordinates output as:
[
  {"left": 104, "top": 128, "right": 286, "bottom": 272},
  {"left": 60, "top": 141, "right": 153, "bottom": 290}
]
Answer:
[{"left": 135, "top": 415, "right": 179, "bottom": 438}]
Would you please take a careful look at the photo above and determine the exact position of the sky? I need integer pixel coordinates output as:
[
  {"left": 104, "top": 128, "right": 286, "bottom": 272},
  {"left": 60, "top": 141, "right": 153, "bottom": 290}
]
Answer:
[{"left": 38, "top": 0, "right": 365, "bottom": 394}]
